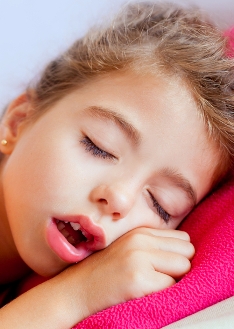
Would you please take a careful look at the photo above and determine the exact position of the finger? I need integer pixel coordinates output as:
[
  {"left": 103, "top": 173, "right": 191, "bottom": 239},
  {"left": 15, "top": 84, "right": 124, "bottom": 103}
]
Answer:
[
  {"left": 132, "top": 227, "right": 191, "bottom": 241},
  {"left": 121, "top": 230, "right": 195, "bottom": 259},
  {"left": 150, "top": 229, "right": 191, "bottom": 241},
  {"left": 151, "top": 236, "right": 195, "bottom": 259},
  {"left": 149, "top": 249, "right": 192, "bottom": 278},
  {"left": 138, "top": 270, "right": 176, "bottom": 295}
]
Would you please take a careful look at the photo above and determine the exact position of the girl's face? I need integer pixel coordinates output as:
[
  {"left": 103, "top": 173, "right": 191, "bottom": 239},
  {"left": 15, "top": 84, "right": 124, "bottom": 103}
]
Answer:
[{"left": 1, "top": 71, "right": 220, "bottom": 276}]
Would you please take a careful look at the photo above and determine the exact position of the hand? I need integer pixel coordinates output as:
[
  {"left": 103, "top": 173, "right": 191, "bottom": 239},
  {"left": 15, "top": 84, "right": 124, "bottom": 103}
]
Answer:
[
  {"left": 0, "top": 228, "right": 194, "bottom": 329},
  {"left": 71, "top": 227, "right": 195, "bottom": 316}
]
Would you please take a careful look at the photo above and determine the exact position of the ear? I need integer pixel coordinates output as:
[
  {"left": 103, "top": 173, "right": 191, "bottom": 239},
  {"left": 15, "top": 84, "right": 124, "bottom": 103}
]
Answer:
[{"left": 0, "top": 92, "right": 34, "bottom": 155}]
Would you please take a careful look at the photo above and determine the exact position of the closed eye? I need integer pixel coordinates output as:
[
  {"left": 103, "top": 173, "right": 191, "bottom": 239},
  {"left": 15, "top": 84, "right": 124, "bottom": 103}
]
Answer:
[
  {"left": 80, "top": 136, "right": 115, "bottom": 160},
  {"left": 148, "top": 191, "right": 171, "bottom": 224}
]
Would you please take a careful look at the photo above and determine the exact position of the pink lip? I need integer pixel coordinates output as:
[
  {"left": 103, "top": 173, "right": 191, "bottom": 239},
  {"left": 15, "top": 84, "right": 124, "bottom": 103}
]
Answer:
[{"left": 46, "top": 215, "right": 106, "bottom": 263}]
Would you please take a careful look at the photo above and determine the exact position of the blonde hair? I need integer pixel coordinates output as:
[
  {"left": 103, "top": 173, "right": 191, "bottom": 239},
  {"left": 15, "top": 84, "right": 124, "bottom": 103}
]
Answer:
[{"left": 30, "top": 1, "right": 234, "bottom": 173}]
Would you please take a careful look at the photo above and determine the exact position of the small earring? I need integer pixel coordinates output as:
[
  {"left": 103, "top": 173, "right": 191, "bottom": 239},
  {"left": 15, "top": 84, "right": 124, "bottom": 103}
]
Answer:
[{"left": 1, "top": 139, "right": 8, "bottom": 146}]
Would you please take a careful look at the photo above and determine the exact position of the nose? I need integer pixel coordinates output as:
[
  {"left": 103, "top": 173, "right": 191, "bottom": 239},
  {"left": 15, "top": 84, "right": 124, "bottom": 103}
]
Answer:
[{"left": 90, "top": 184, "right": 134, "bottom": 219}]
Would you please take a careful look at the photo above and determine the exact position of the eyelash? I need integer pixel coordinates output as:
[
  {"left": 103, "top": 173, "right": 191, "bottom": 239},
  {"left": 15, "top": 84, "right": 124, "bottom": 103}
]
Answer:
[
  {"left": 148, "top": 191, "right": 171, "bottom": 224},
  {"left": 80, "top": 136, "right": 170, "bottom": 224},
  {"left": 80, "top": 136, "right": 115, "bottom": 160}
]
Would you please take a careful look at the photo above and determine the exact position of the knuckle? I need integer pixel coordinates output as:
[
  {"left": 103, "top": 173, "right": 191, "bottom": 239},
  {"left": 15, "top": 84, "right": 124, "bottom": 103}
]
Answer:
[
  {"left": 122, "top": 267, "right": 147, "bottom": 298},
  {"left": 123, "top": 249, "right": 144, "bottom": 267},
  {"left": 130, "top": 270, "right": 145, "bottom": 287},
  {"left": 124, "top": 232, "right": 145, "bottom": 249},
  {"left": 126, "top": 227, "right": 144, "bottom": 237},
  {"left": 129, "top": 232, "right": 141, "bottom": 244}
]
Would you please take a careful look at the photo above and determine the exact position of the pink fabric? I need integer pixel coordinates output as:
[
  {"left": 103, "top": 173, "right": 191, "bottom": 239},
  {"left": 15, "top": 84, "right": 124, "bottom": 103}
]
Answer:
[{"left": 73, "top": 175, "right": 234, "bottom": 329}]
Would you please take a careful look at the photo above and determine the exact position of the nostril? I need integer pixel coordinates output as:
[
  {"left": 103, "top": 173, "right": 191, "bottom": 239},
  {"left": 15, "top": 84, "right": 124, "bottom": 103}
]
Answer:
[
  {"left": 113, "top": 212, "right": 121, "bottom": 220},
  {"left": 99, "top": 198, "right": 108, "bottom": 205}
]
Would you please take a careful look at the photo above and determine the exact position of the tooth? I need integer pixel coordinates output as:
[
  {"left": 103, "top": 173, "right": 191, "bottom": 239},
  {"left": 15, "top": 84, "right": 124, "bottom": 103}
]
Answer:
[
  {"left": 81, "top": 228, "right": 88, "bottom": 238},
  {"left": 57, "top": 222, "right": 65, "bottom": 231},
  {"left": 61, "top": 228, "right": 69, "bottom": 238},
  {"left": 70, "top": 222, "right": 81, "bottom": 231},
  {"left": 67, "top": 235, "right": 75, "bottom": 244}
]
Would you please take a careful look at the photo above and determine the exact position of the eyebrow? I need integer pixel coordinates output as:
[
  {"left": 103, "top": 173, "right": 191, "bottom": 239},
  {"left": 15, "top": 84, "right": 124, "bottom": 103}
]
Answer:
[
  {"left": 160, "top": 168, "right": 197, "bottom": 207},
  {"left": 83, "top": 106, "right": 141, "bottom": 146}
]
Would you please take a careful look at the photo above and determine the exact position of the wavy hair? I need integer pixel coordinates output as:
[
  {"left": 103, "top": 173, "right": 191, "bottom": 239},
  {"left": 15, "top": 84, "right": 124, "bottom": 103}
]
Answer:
[{"left": 29, "top": 1, "right": 234, "bottom": 173}]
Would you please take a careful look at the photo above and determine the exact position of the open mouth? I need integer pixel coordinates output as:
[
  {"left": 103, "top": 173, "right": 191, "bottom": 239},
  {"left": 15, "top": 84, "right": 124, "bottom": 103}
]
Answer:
[
  {"left": 47, "top": 216, "right": 106, "bottom": 263},
  {"left": 55, "top": 219, "right": 93, "bottom": 247}
]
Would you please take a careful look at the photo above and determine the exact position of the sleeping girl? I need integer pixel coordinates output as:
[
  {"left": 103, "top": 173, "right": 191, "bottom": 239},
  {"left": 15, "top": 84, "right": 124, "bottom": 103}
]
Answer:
[{"left": 0, "top": 1, "right": 234, "bottom": 328}]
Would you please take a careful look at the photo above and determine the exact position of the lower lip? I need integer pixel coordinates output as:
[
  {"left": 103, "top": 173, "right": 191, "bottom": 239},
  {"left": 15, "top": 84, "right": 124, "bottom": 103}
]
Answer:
[{"left": 46, "top": 219, "right": 93, "bottom": 263}]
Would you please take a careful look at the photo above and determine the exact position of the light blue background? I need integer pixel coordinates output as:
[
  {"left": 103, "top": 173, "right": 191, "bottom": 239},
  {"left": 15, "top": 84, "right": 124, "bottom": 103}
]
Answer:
[{"left": 0, "top": 0, "right": 234, "bottom": 109}]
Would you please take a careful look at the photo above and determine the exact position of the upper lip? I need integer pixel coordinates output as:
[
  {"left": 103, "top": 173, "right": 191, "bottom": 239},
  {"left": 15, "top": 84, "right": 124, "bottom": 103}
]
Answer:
[{"left": 54, "top": 215, "right": 107, "bottom": 251}]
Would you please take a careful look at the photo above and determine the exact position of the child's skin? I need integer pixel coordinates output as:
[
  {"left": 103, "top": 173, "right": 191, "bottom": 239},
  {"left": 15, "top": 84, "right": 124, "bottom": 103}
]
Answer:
[{"left": 0, "top": 71, "right": 221, "bottom": 328}]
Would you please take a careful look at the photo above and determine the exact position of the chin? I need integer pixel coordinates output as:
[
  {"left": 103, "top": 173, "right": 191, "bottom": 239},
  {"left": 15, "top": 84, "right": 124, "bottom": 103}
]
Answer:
[{"left": 24, "top": 253, "right": 70, "bottom": 278}]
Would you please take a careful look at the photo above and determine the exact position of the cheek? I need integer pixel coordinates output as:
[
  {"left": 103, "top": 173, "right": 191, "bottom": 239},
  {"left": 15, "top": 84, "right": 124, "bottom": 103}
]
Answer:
[
  {"left": 2, "top": 139, "right": 67, "bottom": 226},
  {"left": 103, "top": 199, "right": 166, "bottom": 246},
  {"left": 3, "top": 135, "right": 98, "bottom": 222}
]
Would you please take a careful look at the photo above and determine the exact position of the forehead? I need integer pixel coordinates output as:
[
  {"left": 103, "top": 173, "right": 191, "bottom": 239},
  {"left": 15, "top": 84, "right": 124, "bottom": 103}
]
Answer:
[{"left": 76, "top": 70, "right": 203, "bottom": 138}]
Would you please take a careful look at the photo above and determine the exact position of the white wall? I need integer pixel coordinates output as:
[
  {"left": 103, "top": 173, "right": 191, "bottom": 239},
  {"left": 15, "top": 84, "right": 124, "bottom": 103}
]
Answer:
[{"left": 0, "top": 0, "right": 234, "bottom": 109}]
